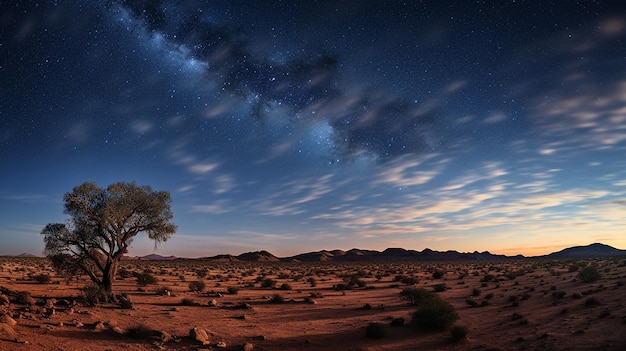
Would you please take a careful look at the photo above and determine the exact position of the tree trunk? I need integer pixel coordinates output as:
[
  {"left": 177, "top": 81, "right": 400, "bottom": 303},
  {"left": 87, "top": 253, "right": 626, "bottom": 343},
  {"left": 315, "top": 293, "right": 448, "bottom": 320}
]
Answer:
[{"left": 101, "top": 263, "right": 116, "bottom": 302}]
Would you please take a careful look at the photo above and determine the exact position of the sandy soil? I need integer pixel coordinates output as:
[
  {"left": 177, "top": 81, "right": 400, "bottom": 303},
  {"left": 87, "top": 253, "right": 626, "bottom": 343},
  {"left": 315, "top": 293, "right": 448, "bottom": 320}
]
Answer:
[{"left": 1, "top": 257, "right": 625, "bottom": 350}]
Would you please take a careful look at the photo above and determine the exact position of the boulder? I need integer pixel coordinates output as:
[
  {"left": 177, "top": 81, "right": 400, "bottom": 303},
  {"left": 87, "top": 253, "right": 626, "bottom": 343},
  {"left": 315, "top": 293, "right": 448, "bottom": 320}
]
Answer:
[
  {"left": 0, "top": 322, "right": 17, "bottom": 339},
  {"left": 0, "top": 314, "right": 16, "bottom": 326},
  {"left": 189, "top": 327, "right": 210, "bottom": 345}
]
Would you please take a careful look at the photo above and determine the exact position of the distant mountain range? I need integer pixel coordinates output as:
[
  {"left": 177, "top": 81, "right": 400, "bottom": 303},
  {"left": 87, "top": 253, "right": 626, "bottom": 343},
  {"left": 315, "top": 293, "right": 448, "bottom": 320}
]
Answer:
[
  {"left": 7, "top": 243, "right": 625, "bottom": 261},
  {"left": 190, "top": 243, "right": 625, "bottom": 262}
]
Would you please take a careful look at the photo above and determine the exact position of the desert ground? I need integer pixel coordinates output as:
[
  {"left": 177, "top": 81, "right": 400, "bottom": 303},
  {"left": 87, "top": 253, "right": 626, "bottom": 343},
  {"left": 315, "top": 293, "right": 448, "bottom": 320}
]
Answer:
[{"left": 1, "top": 257, "right": 625, "bottom": 351}]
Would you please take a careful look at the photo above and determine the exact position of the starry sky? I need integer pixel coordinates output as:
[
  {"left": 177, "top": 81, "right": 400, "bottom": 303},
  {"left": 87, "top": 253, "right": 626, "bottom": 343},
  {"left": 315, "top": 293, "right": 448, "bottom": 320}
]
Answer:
[{"left": 1, "top": 1, "right": 625, "bottom": 257}]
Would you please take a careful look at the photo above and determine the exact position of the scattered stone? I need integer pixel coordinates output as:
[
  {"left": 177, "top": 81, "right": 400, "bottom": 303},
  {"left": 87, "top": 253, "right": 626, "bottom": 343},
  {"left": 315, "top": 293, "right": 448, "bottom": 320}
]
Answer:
[
  {"left": 0, "top": 314, "right": 17, "bottom": 326},
  {"left": 44, "top": 299, "right": 56, "bottom": 308},
  {"left": 55, "top": 299, "right": 71, "bottom": 306},
  {"left": 118, "top": 295, "right": 133, "bottom": 309},
  {"left": 243, "top": 342, "right": 254, "bottom": 351},
  {"left": 93, "top": 322, "right": 107, "bottom": 331},
  {"left": 159, "top": 330, "right": 174, "bottom": 343},
  {"left": 75, "top": 322, "right": 84, "bottom": 328},
  {"left": 234, "top": 314, "right": 246, "bottom": 320},
  {"left": 0, "top": 294, "right": 9, "bottom": 306},
  {"left": 208, "top": 299, "right": 218, "bottom": 307},
  {"left": 216, "top": 341, "right": 227, "bottom": 348},
  {"left": 43, "top": 308, "right": 55, "bottom": 318},
  {"left": 190, "top": 327, "right": 210, "bottom": 345},
  {"left": 111, "top": 326, "right": 124, "bottom": 334},
  {"left": 0, "top": 322, "right": 17, "bottom": 339},
  {"left": 255, "top": 335, "right": 267, "bottom": 341}
]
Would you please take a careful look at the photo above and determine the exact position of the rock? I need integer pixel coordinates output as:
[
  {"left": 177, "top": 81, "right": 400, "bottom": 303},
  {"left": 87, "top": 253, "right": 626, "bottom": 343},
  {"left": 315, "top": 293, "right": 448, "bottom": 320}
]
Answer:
[
  {"left": 0, "top": 314, "right": 17, "bottom": 326},
  {"left": 118, "top": 295, "right": 133, "bottom": 309},
  {"left": 93, "top": 322, "right": 107, "bottom": 331},
  {"left": 0, "top": 294, "right": 9, "bottom": 305},
  {"left": 243, "top": 342, "right": 254, "bottom": 351},
  {"left": 55, "top": 299, "right": 71, "bottom": 306},
  {"left": 159, "top": 330, "right": 174, "bottom": 343},
  {"left": 75, "top": 322, "right": 84, "bottom": 328},
  {"left": 44, "top": 299, "right": 56, "bottom": 308},
  {"left": 189, "top": 327, "right": 210, "bottom": 345},
  {"left": 216, "top": 341, "right": 227, "bottom": 348},
  {"left": 43, "top": 308, "right": 55, "bottom": 318},
  {"left": 0, "top": 323, "right": 17, "bottom": 339},
  {"left": 208, "top": 299, "right": 218, "bottom": 307},
  {"left": 390, "top": 318, "right": 405, "bottom": 327},
  {"left": 111, "top": 326, "right": 124, "bottom": 334}
]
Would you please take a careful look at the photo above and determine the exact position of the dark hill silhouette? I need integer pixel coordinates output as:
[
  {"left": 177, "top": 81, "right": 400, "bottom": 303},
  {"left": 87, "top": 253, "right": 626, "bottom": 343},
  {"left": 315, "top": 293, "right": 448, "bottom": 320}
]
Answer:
[
  {"left": 544, "top": 243, "right": 626, "bottom": 258},
  {"left": 237, "top": 250, "right": 280, "bottom": 262}
]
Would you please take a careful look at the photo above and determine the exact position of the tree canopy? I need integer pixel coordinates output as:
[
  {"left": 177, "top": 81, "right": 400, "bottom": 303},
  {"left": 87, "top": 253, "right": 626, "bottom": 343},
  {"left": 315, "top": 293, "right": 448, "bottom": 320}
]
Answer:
[{"left": 41, "top": 181, "right": 177, "bottom": 298}]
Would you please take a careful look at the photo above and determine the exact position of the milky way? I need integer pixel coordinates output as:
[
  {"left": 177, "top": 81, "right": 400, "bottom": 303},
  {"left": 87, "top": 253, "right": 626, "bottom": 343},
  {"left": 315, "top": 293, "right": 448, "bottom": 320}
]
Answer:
[{"left": 1, "top": 1, "right": 626, "bottom": 256}]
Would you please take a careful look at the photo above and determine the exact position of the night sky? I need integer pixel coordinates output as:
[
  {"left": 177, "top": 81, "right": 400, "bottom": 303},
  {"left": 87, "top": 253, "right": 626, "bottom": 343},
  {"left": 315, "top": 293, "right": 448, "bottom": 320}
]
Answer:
[{"left": 1, "top": 1, "right": 625, "bottom": 257}]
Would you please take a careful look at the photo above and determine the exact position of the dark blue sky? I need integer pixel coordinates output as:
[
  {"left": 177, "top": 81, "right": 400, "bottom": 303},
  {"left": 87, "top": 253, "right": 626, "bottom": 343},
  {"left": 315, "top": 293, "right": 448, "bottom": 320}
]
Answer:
[{"left": 1, "top": 1, "right": 625, "bottom": 257}]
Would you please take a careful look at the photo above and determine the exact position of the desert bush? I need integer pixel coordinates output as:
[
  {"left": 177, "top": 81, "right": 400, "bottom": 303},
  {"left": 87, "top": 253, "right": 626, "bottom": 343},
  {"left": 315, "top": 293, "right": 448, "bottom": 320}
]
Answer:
[
  {"left": 365, "top": 322, "right": 386, "bottom": 339},
  {"left": 117, "top": 268, "right": 132, "bottom": 278},
  {"left": 450, "top": 324, "right": 469, "bottom": 342},
  {"left": 279, "top": 283, "right": 292, "bottom": 290},
  {"left": 585, "top": 296, "right": 600, "bottom": 307},
  {"left": 411, "top": 294, "right": 459, "bottom": 330},
  {"left": 227, "top": 286, "right": 240, "bottom": 295},
  {"left": 180, "top": 297, "right": 196, "bottom": 306},
  {"left": 33, "top": 273, "right": 51, "bottom": 284},
  {"left": 432, "top": 270, "right": 444, "bottom": 279},
  {"left": 270, "top": 294, "right": 285, "bottom": 303},
  {"left": 261, "top": 278, "right": 277, "bottom": 288},
  {"left": 135, "top": 272, "right": 158, "bottom": 286},
  {"left": 481, "top": 274, "right": 495, "bottom": 282},
  {"left": 126, "top": 324, "right": 154, "bottom": 339},
  {"left": 188, "top": 280, "right": 206, "bottom": 292},
  {"left": 472, "top": 288, "right": 481, "bottom": 297},
  {"left": 578, "top": 266, "right": 601, "bottom": 283},
  {"left": 154, "top": 286, "right": 171, "bottom": 296},
  {"left": 433, "top": 283, "right": 447, "bottom": 292},
  {"left": 400, "top": 287, "right": 434, "bottom": 306},
  {"left": 81, "top": 284, "right": 108, "bottom": 306}
]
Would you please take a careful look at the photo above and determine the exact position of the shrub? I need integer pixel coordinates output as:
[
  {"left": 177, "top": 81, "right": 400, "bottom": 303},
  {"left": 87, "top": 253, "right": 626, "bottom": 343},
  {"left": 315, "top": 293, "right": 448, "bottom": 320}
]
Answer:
[
  {"left": 481, "top": 274, "right": 495, "bottom": 282},
  {"left": 585, "top": 296, "right": 600, "bottom": 307},
  {"left": 400, "top": 287, "right": 434, "bottom": 306},
  {"left": 432, "top": 271, "right": 444, "bottom": 279},
  {"left": 270, "top": 294, "right": 285, "bottom": 303},
  {"left": 261, "top": 278, "right": 277, "bottom": 288},
  {"left": 227, "top": 286, "right": 240, "bottom": 295},
  {"left": 578, "top": 266, "right": 601, "bottom": 283},
  {"left": 307, "top": 277, "right": 317, "bottom": 287},
  {"left": 81, "top": 284, "right": 108, "bottom": 306},
  {"left": 33, "top": 273, "right": 51, "bottom": 284},
  {"left": 433, "top": 283, "right": 447, "bottom": 292},
  {"left": 154, "top": 286, "right": 171, "bottom": 296},
  {"left": 180, "top": 297, "right": 196, "bottom": 306},
  {"left": 117, "top": 268, "right": 132, "bottom": 278},
  {"left": 279, "top": 283, "right": 292, "bottom": 290},
  {"left": 365, "top": 322, "right": 386, "bottom": 339},
  {"left": 450, "top": 324, "right": 469, "bottom": 342},
  {"left": 126, "top": 324, "right": 154, "bottom": 339},
  {"left": 411, "top": 295, "right": 459, "bottom": 330},
  {"left": 472, "top": 288, "right": 481, "bottom": 297},
  {"left": 135, "top": 272, "right": 158, "bottom": 286},
  {"left": 188, "top": 280, "right": 206, "bottom": 292}
]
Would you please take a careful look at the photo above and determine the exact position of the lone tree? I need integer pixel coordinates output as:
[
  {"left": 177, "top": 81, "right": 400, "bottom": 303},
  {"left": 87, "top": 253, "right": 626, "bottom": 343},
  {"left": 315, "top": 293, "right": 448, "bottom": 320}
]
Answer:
[{"left": 41, "top": 181, "right": 176, "bottom": 300}]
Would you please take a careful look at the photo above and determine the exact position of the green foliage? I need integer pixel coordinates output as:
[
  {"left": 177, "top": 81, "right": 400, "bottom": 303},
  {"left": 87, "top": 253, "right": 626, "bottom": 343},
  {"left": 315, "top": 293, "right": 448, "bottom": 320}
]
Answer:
[
  {"left": 578, "top": 266, "right": 601, "bottom": 283},
  {"left": 365, "top": 322, "right": 386, "bottom": 339},
  {"left": 41, "top": 181, "right": 177, "bottom": 296}
]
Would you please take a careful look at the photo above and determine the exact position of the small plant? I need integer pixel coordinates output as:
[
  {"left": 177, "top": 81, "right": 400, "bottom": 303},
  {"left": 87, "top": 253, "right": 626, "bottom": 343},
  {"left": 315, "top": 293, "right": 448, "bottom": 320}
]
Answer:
[
  {"left": 472, "top": 288, "right": 481, "bottom": 297},
  {"left": 135, "top": 272, "right": 158, "bottom": 286},
  {"left": 432, "top": 271, "right": 444, "bottom": 279},
  {"left": 188, "top": 280, "right": 206, "bottom": 292},
  {"left": 227, "top": 286, "right": 240, "bottom": 295},
  {"left": 450, "top": 324, "right": 469, "bottom": 342},
  {"left": 117, "top": 268, "right": 132, "bottom": 278},
  {"left": 270, "top": 294, "right": 285, "bottom": 303},
  {"left": 279, "top": 283, "right": 292, "bottom": 290},
  {"left": 433, "top": 283, "right": 447, "bottom": 292},
  {"left": 411, "top": 294, "right": 459, "bottom": 330},
  {"left": 154, "top": 286, "right": 171, "bottom": 296},
  {"left": 400, "top": 287, "right": 433, "bottom": 306},
  {"left": 578, "top": 266, "right": 601, "bottom": 283},
  {"left": 180, "top": 297, "right": 196, "bottom": 306},
  {"left": 365, "top": 322, "right": 386, "bottom": 339},
  {"left": 80, "top": 284, "right": 108, "bottom": 306},
  {"left": 126, "top": 324, "right": 154, "bottom": 339},
  {"left": 33, "top": 273, "right": 51, "bottom": 284},
  {"left": 585, "top": 296, "right": 600, "bottom": 307},
  {"left": 261, "top": 278, "right": 277, "bottom": 288}
]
